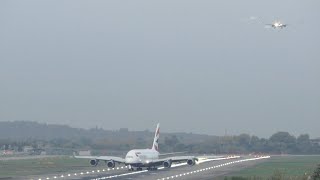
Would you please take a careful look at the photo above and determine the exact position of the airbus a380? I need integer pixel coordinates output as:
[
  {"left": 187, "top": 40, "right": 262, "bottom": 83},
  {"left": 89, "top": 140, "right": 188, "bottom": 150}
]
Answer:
[
  {"left": 265, "top": 21, "right": 287, "bottom": 29},
  {"left": 74, "top": 124, "right": 199, "bottom": 171}
]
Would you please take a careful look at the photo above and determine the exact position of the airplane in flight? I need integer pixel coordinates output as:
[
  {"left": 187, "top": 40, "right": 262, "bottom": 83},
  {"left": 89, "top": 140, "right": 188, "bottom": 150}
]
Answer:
[
  {"left": 74, "top": 123, "right": 199, "bottom": 171},
  {"left": 265, "top": 21, "right": 287, "bottom": 29}
]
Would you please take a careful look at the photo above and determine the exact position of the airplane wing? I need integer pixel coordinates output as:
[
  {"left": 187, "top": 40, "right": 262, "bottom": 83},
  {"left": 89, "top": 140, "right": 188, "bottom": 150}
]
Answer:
[
  {"left": 196, "top": 155, "right": 224, "bottom": 159},
  {"left": 165, "top": 155, "right": 225, "bottom": 162},
  {"left": 264, "top": 24, "right": 273, "bottom": 28},
  {"left": 74, "top": 155, "right": 125, "bottom": 164},
  {"left": 164, "top": 156, "right": 197, "bottom": 162},
  {"left": 159, "top": 151, "right": 187, "bottom": 156},
  {"left": 141, "top": 155, "right": 196, "bottom": 167},
  {"left": 145, "top": 155, "right": 228, "bottom": 167}
]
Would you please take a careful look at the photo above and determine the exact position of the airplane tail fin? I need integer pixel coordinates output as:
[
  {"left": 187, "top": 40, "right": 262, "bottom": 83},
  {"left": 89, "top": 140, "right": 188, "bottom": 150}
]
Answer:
[{"left": 152, "top": 123, "right": 160, "bottom": 151}]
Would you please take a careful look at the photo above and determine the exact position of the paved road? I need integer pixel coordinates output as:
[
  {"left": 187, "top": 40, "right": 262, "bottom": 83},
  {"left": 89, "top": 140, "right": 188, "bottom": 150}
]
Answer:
[
  {"left": 79, "top": 156, "right": 268, "bottom": 180},
  {"left": 26, "top": 156, "right": 269, "bottom": 180}
]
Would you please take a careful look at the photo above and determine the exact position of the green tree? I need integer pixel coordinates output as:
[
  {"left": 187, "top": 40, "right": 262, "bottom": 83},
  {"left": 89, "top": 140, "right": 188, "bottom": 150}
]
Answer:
[
  {"left": 297, "top": 134, "right": 311, "bottom": 154},
  {"left": 136, "top": 137, "right": 147, "bottom": 148},
  {"left": 269, "top": 132, "right": 296, "bottom": 154},
  {"left": 164, "top": 135, "right": 179, "bottom": 147},
  {"left": 312, "top": 164, "right": 320, "bottom": 180},
  {"left": 236, "top": 134, "right": 251, "bottom": 146}
]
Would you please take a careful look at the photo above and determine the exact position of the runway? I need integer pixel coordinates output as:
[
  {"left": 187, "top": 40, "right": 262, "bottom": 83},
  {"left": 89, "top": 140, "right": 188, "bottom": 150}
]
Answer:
[{"left": 29, "top": 156, "right": 270, "bottom": 180}]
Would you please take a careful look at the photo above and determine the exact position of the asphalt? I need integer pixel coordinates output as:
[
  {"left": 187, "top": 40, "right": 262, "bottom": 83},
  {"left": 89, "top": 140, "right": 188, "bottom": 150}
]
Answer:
[
  {"left": 76, "top": 156, "right": 268, "bottom": 180},
  {"left": 26, "top": 156, "right": 270, "bottom": 180}
]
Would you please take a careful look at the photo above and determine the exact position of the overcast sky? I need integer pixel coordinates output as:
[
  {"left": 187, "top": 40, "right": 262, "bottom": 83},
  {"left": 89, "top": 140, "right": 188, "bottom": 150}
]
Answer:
[{"left": 1, "top": 0, "right": 319, "bottom": 138}]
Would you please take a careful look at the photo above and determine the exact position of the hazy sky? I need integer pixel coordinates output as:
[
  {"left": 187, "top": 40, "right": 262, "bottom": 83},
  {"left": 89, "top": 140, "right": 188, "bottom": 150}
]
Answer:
[{"left": 1, "top": 0, "right": 319, "bottom": 138}]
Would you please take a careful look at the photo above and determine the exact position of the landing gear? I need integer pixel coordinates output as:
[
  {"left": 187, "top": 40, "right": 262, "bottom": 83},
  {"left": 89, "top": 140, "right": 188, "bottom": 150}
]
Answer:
[
  {"left": 136, "top": 167, "right": 143, "bottom": 171},
  {"left": 147, "top": 167, "right": 158, "bottom": 171},
  {"left": 128, "top": 165, "right": 134, "bottom": 171}
]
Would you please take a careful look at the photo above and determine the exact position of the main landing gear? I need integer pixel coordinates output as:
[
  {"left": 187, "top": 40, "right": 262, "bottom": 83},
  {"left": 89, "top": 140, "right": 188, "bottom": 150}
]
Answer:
[
  {"left": 128, "top": 167, "right": 143, "bottom": 171},
  {"left": 128, "top": 166, "right": 157, "bottom": 171},
  {"left": 128, "top": 165, "right": 135, "bottom": 171},
  {"left": 147, "top": 167, "right": 158, "bottom": 171}
]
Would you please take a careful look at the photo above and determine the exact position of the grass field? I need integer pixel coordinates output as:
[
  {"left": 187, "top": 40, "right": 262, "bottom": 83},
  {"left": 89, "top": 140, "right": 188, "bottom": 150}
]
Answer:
[
  {"left": 0, "top": 156, "right": 102, "bottom": 178},
  {"left": 224, "top": 155, "right": 320, "bottom": 179}
]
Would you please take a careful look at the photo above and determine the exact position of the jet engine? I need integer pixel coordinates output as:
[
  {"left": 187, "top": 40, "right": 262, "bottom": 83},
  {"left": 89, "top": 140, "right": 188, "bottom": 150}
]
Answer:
[
  {"left": 90, "top": 159, "right": 98, "bottom": 166},
  {"left": 106, "top": 160, "right": 115, "bottom": 168},
  {"left": 163, "top": 160, "right": 172, "bottom": 168},
  {"left": 187, "top": 158, "right": 196, "bottom": 166}
]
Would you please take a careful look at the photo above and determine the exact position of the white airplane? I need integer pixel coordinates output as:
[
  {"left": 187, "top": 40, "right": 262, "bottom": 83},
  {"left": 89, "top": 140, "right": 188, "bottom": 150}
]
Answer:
[
  {"left": 265, "top": 21, "right": 287, "bottom": 29},
  {"left": 74, "top": 123, "right": 199, "bottom": 171}
]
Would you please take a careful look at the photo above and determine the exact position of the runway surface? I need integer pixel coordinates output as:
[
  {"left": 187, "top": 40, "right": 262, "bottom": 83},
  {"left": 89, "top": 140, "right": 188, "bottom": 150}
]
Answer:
[{"left": 28, "top": 156, "right": 270, "bottom": 180}]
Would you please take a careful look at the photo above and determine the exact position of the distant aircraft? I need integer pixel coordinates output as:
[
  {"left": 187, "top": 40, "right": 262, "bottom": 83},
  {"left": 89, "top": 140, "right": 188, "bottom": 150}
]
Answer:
[
  {"left": 74, "top": 123, "right": 204, "bottom": 171},
  {"left": 265, "top": 21, "right": 287, "bottom": 29}
]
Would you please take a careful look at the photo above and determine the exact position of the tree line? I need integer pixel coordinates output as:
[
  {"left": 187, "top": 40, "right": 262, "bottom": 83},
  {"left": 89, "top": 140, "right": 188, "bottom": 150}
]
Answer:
[
  {"left": 0, "top": 121, "right": 319, "bottom": 155},
  {"left": 163, "top": 132, "right": 320, "bottom": 154}
]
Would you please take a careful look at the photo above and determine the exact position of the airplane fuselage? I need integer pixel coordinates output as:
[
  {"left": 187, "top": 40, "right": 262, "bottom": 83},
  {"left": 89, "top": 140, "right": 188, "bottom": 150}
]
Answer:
[
  {"left": 125, "top": 149, "right": 160, "bottom": 167},
  {"left": 271, "top": 22, "right": 286, "bottom": 29}
]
